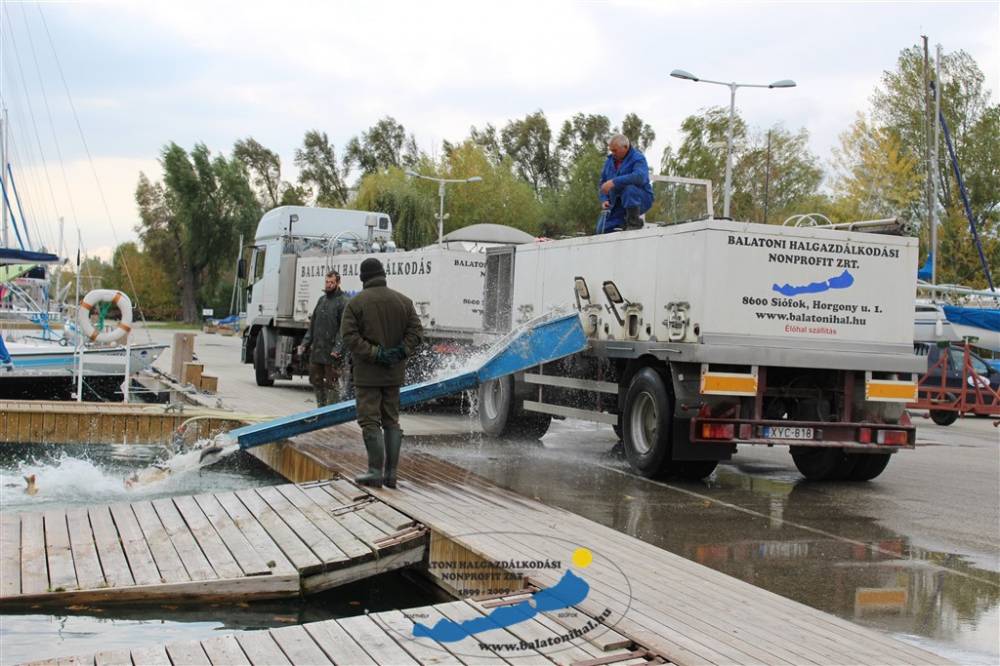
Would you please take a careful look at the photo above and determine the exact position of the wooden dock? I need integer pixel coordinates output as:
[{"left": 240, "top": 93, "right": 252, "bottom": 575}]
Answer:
[
  {"left": 27, "top": 598, "right": 657, "bottom": 666},
  {"left": 0, "top": 479, "right": 426, "bottom": 607},
  {"left": 0, "top": 400, "right": 245, "bottom": 445}
]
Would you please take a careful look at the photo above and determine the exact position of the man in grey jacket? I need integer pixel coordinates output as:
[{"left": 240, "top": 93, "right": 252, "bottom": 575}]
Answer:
[{"left": 298, "top": 271, "right": 348, "bottom": 406}]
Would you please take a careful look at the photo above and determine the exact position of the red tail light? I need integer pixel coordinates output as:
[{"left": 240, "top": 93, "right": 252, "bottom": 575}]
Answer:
[
  {"left": 858, "top": 427, "right": 872, "bottom": 444},
  {"left": 701, "top": 423, "right": 735, "bottom": 440},
  {"left": 877, "top": 430, "right": 908, "bottom": 446}
]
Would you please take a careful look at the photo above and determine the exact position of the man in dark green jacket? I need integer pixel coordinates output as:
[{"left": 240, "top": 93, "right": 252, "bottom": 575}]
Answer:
[
  {"left": 298, "top": 271, "right": 348, "bottom": 407},
  {"left": 340, "top": 258, "right": 423, "bottom": 488}
]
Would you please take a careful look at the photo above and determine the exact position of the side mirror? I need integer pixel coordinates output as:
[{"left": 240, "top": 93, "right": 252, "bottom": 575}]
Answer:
[
  {"left": 237, "top": 258, "right": 246, "bottom": 280},
  {"left": 602, "top": 280, "right": 624, "bottom": 304}
]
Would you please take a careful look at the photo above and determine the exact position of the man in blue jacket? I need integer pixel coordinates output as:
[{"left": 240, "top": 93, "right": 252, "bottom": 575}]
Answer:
[{"left": 597, "top": 134, "right": 654, "bottom": 233}]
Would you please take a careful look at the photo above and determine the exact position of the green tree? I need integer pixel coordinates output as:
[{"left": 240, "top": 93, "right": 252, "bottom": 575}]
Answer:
[
  {"left": 354, "top": 168, "right": 436, "bottom": 250},
  {"left": 542, "top": 144, "right": 606, "bottom": 237},
  {"left": 135, "top": 143, "right": 259, "bottom": 323},
  {"left": 295, "top": 130, "right": 350, "bottom": 207},
  {"left": 557, "top": 113, "right": 611, "bottom": 165},
  {"left": 499, "top": 111, "right": 559, "bottom": 194},
  {"left": 103, "top": 242, "right": 180, "bottom": 320},
  {"left": 232, "top": 137, "right": 282, "bottom": 208},
  {"left": 618, "top": 112, "right": 656, "bottom": 152},
  {"left": 344, "top": 116, "right": 421, "bottom": 178}
]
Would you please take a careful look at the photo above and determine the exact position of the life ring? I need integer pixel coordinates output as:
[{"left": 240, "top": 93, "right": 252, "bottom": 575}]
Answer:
[{"left": 78, "top": 289, "right": 133, "bottom": 344}]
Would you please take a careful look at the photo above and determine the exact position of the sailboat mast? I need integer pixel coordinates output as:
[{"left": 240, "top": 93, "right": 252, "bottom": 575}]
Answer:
[
  {"left": 931, "top": 44, "right": 942, "bottom": 286},
  {"left": 1, "top": 107, "right": 7, "bottom": 248}
]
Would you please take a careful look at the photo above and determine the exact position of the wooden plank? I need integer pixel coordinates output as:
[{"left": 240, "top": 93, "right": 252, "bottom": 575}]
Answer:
[
  {"left": 151, "top": 497, "right": 217, "bottom": 581},
  {"left": 127, "top": 645, "right": 171, "bottom": 666},
  {"left": 165, "top": 641, "right": 212, "bottom": 666},
  {"left": 43, "top": 511, "right": 78, "bottom": 591},
  {"left": 172, "top": 496, "right": 243, "bottom": 579},
  {"left": 131, "top": 501, "right": 190, "bottom": 584},
  {"left": 214, "top": 491, "right": 296, "bottom": 576},
  {"left": 200, "top": 635, "right": 252, "bottom": 666},
  {"left": 194, "top": 493, "right": 272, "bottom": 577},
  {"left": 368, "top": 609, "right": 465, "bottom": 665},
  {"left": 253, "top": 486, "right": 343, "bottom": 564},
  {"left": 326, "top": 478, "right": 369, "bottom": 503},
  {"left": 402, "top": 604, "right": 510, "bottom": 666},
  {"left": 234, "top": 631, "right": 292, "bottom": 666},
  {"left": 20, "top": 512, "right": 49, "bottom": 595},
  {"left": 107, "top": 503, "right": 161, "bottom": 586},
  {"left": 276, "top": 485, "right": 368, "bottom": 560},
  {"left": 334, "top": 615, "right": 421, "bottom": 666},
  {"left": 93, "top": 649, "right": 131, "bottom": 666},
  {"left": 268, "top": 625, "right": 333, "bottom": 665},
  {"left": 65, "top": 509, "right": 104, "bottom": 590},
  {"left": 1, "top": 512, "right": 21, "bottom": 596},
  {"left": 233, "top": 488, "right": 323, "bottom": 573},
  {"left": 302, "top": 619, "right": 378, "bottom": 666},
  {"left": 312, "top": 487, "right": 388, "bottom": 544},
  {"left": 435, "top": 600, "right": 541, "bottom": 665},
  {"left": 362, "top": 501, "right": 416, "bottom": 532}
]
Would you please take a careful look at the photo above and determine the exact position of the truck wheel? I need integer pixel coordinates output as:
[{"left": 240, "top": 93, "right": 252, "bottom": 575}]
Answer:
[
  {"left": 478, "top": 375, "right": 552, "bottom": 439},
  {"left": 254, "top": 332, "right": 274, "bottom": 387},
  {"left": 622, "top": 367, "right": 673, "bottom": 478},
  {"left": 848, "top": 453, "right": 892, "bottom": 481},
  {"left": 675, "top": 460, "right": 718, "bottom": 480},
  {"left": 790, "top": 446, "right": 848, "bottom": 481},
  {"left": 929, "top": 409, "right": 958, "bottom": 426}
]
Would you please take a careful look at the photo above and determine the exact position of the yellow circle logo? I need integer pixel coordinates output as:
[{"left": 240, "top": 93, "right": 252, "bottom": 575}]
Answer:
[{"left": 572, "top": 547, "right": 593, "bottom": 568}]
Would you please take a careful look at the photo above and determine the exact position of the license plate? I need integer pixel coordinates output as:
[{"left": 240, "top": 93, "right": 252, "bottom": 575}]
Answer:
[{"left": 763, "top": 426, "right": 814, "bottom": 440}]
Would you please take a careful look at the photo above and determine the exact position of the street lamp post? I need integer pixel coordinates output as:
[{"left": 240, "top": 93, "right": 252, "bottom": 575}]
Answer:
[
  {"left": 405, "top": 170, "right": 483, "bottom": 246},
  {"left": 669, "top": 69, "right": 796, "bottom": 219}
]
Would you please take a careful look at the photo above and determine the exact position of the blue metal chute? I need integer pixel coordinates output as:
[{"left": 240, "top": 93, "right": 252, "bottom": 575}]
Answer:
[{"left": 225, "top": 312, "right": 587, "bottom": 450}]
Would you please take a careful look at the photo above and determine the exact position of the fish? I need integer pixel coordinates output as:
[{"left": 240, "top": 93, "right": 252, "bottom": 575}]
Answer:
[
  {"left": 124, "top": 464, "right": 171, "bottom": 489},
  {"left": 23, "top": 474, "right": 38, "bottom": 496}
]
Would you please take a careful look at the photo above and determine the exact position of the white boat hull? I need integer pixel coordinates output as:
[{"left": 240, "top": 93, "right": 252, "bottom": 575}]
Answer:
[{"left": 1, "top": 342, "right": 166, "bottom": 379}]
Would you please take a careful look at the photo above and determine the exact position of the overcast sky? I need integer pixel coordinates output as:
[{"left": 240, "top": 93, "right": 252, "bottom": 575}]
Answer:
[{"left": 1, "top": 0, "right": 997, "bottom": 260}]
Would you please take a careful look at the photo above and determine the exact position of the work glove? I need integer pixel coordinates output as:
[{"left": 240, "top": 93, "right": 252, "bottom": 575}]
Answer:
[
  {"left": 374, "top": 345, "right": 393, "bottom": 366},
  {"left": 387, "top": 345, "right": 407, "bottom": 364}
]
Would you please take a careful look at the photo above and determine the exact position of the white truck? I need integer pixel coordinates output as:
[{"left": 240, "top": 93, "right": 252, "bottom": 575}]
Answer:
[
  {"left": 241, "top": 206, "right": 534, "bottom": 386},
  {"left": 478, "top": 210, "right": 925, "bottom": 482}
]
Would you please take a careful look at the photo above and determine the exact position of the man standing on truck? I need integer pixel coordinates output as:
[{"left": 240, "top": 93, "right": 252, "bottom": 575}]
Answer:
[
  {"left": 298, "top": 271, "right": 348, "bottom": 407},
  {"left": 597, "top": 133, "right": 654, "bottom": 233},
  {"left": 340, "top": 258, "right": 423, "bottom": 489}
]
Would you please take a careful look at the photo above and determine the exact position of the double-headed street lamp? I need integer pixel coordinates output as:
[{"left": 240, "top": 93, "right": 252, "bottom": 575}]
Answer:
[
  {"left": 670, "top": 69, "right": 796, "bottom": 219},
  {"left": 405, "top": 170, "right": 483, "bottom": 247}
]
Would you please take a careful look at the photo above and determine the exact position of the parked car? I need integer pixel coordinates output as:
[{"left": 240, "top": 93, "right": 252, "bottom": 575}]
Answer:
[{"left": 913, "top": 342, "right": 1000, "bottom": 425}]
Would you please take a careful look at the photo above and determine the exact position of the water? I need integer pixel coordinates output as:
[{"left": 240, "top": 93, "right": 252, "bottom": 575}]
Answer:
[
  {"left": 0, "top": 570, "right": 452, "bottom": 665},
  {"left": 0, "top": 443, "right": 281, "bottom": 514}
]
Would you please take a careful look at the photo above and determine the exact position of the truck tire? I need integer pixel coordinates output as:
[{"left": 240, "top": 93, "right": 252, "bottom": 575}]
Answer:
[
  {"left": 254, "top": 332, "right": 274, "bottom": 387},
  {"left": 929, "top": 409, "right": 958, "bottom": 426},
  {"left": 621, "top": 367, "right": 673, "bottom": 478},
  {"left": 478, "top": 375, "right": 551, "bottom": 440},
  {"left": 790, "top": 446, "right": 849, "bottom": 481},
  {"left": 848, "top": 453, "right": 892, "bottom": 481}
]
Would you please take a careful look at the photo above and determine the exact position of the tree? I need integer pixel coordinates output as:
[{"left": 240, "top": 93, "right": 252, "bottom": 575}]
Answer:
[
  {"left": 557, "top": 113, "right": 611, "bottom": 165},
  {"left": 499, "top": 111, "right": 559, "bottom": 194},
  {"left": 103, "top": 242, "right": 180, "bottom": 320},
  {"left": 344, "top": 116, "right": 420, "bottom": 178},
  {"left": 295, "top": 130, "right": 350, "bottom": 207},
  {"left": 469, "top": 123, "right": 504, "bottom": 165},
  {"left": 233, "top": 137, "right": 282, "bottom": 208},
  {"left": 618, "top": 112, "right": 655, "bottom": 152},
  {"left": 831, "top": 113, "right": 923, "bottom": 221},
  {"left": 135, "top": 143, "right": 259, "bottom": 323},
  {"left": 542, "top": 144, "right": 606, "bottom": 237},
  {"left": 354, "top": 168, "right": 436, "bottom": 250}
]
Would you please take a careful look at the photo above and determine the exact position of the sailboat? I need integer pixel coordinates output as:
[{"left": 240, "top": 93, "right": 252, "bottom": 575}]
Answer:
[{"left": 914, "top": 253, "right": 1000, "bottom": 354}]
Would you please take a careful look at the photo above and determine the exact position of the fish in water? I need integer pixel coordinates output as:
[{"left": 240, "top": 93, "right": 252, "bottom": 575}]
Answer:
[
  {"left": 124, "top": 463, "right": 171, "bottom": 489},
  {"left": 23, "top": 474, "right": 39, "bottom": 496}
]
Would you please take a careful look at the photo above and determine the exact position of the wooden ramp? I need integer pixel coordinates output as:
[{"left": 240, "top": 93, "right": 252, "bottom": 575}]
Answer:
[
  {"left": 27, "top": 598, "right": 664, "bottom": 666},
  {"left": 0, "top": 479, "right": 426, "bottom": 607},
  {"left": 281, "top": 437, "right": 950, "bottom": 666}
]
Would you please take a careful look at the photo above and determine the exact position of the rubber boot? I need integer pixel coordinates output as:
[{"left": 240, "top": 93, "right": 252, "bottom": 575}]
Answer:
[
  {"left": 355, "top": 427, "right": 384, "bottom": 487},
  {"left": 625, "top": 206, "right": 642, "bottom": 230},
  {"left": 383, "top": 427, "right": 402, "bottom": 489}
]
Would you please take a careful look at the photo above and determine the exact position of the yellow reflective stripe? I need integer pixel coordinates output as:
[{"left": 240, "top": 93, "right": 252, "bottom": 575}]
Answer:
[
  {"left": 700, "top": 374, "right": 758, "bottom": 395},
  {"left": 865, "top": 381, "right": 918, "bottom": 401}
]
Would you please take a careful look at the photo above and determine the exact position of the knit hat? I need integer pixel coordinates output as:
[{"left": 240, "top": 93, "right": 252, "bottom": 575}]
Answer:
[{"left": 360, "top": 257, "right": 385, "bottom": 283}]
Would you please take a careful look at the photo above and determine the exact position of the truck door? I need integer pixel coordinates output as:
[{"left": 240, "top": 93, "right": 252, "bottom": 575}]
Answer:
[
  {"left": 246, "top": 245, "right": 266, "bottom": 312},
  {"left": 484, "top": 246, "right": 515, "bottom": 333}
]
